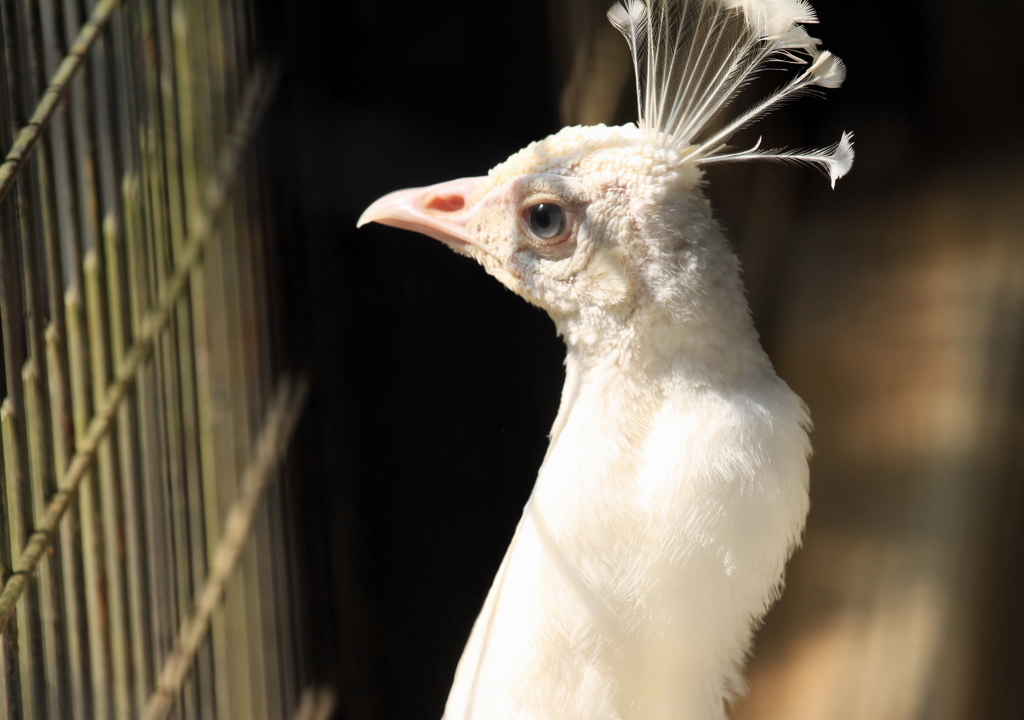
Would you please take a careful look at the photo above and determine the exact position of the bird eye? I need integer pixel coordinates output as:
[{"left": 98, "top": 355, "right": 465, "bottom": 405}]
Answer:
[{"left": 526, "top": 203, "right": 566, "bottom": 240}]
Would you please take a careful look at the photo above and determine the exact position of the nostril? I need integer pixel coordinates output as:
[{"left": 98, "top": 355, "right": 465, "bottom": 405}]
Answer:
[{"left": 427, "top": 193, "right": 465, "bottom": 213}]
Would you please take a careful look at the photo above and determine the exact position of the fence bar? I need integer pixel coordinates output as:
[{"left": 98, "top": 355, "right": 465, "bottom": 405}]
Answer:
[
  {"left": 64, "top": 286, "right": 103, "bottom": 720},
  {"left": 34, "top": 1, "right": 93, "bottom": 716},
  {"left": 142, "top": 377, "right": 308, "bottom": 720},
  {"left": 0, "top": 0, "right": 302, "bottom": 715},
  {"left": 0, "top": 0, "right": 123, "bottom": 206},
  {"left": 0, "top": 62, "right": 280, "bottom": 636}
]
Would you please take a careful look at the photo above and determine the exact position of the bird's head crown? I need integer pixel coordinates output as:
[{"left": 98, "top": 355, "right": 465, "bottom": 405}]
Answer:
[{"left": 608, "top": 0, "right": 852, "bottom": 187}]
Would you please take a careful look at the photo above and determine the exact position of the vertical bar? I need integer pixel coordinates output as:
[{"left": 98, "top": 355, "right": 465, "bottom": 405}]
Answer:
[
  {"left": 64, "top": 287, "right": 103, "bottom": 720},
  {"left": 171, "top": 0, "right": 232, "bottom": 716},
  {"left": 44, "top": 326, "right": 90, "bottom": 720},
  {"left": 232, "top": 165, "right": 281, "bottom": 719},
  {"left": 60, "top": 2, "right": 110, "bottom": 717},
  {"left": 0, "top": 401, "right": 23, "bottom": 720},
  {"left": 153, "top": 0, "right": 216, "bottom": 712},
  {"left": 108, "top": 5, "right": 167, "bottom": 713},
  {"left": 94, "top": 6, "right": 146, "bottom": 714},
  {"left": 14, "top": 0, "right": 77, "bottom": 713},
  {"left": 0, "top": 216, "right": 44, "bottom": 720},
  {"left": 100, "top": 215, "right": 142, "bottom": 720},
  {"left": 137, "top": 0, "right": 203, "bottom": 712},
  {"left": 38, "top": 0, "right": 94, "bottom": 715},
  {"left": 0, "top": 402, "right": 40, "bottom": 720},
  {"left": 85, "top": 240, "right": 133, "bottom": 720},
  {"left": 124, "top": 5, "right": 196, "bottom": 714},
  {"left": 197, "top": 5, "right": 264, "bottom": 715},
  {"left": 0, "top": 31, "right": 27, "bottom": 713},
  {"left": 199, "top": 6, "right": 264, "bottom": 710},
  {"left": 220, "top": 201, "right": 270, "bottom": 720},
  {"left": 204, "top": 213, "right": 258, "bottom": 720},
  {"left": 21, "top": 357, "right": 70, "bottom": 720},
  {"left": 0, "top": 1, "right": 54, "bottom": 716}
]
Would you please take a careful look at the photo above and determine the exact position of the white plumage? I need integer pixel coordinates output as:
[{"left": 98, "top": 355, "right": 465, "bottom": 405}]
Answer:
[{"left": 358, "top": 1, "right": 850, "bottom": 718}]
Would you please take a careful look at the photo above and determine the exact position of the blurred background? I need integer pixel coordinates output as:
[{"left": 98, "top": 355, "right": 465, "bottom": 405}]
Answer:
[{"left": 279, "top": 0, "right": 1024, "bottom": 718}]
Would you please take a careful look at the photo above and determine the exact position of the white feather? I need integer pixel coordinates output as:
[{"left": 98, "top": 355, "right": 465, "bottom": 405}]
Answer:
[
  {"left": 702, "top": 130, "right": 854, "bottom": 187},
  {"left": 607, "top": 0, "right": 851, "bottom": 185}
]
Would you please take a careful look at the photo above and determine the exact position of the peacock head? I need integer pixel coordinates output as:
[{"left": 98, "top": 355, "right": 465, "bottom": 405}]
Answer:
[{"left": 358, "top": 0, "right": 852, "bottom": 344}]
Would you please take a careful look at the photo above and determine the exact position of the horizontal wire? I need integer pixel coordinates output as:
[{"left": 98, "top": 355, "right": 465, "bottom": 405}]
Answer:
[
  {"left": 141, "top": 375, "right": 309, "bottom": 720},
  {"left": 0, "top": 60, "right": 281, "bottom": 635},
  {"left": 0, "top": 0, "right": 122, "bottom": 207}
]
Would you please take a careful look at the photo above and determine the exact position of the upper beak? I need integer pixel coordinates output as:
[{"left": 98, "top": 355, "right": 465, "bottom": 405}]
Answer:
[{"left": 357, "top": 176, "right": 487, "bottom": 251}]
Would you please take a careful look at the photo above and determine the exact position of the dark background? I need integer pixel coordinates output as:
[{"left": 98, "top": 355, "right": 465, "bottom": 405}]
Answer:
[{"left": 268, "top": 1, "right": 1024, "bottom": 718}]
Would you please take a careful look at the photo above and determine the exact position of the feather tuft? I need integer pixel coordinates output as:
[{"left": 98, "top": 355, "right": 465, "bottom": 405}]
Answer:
[
  {"left": 606, "top": 0, "right": 853, "bottom": 185},
  {"left": 723, "top": 0, "right": 816, "bottom": 37},
  {"left": 775, "top": 25, "right": 818, "bottom": 51},
  {"left": 807, "top": 49, "right": 845, "bottom": 89},
  {"left": 607, "top": 0, "right": 649, "bottom": 125},
  {"left": 701, "top": 130, "right": 854, "bottom": 188}
]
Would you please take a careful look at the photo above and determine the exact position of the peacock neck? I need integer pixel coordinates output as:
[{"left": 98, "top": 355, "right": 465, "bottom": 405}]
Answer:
[{"left": 557, "top": 296, "right": 771, "bottom": 395}]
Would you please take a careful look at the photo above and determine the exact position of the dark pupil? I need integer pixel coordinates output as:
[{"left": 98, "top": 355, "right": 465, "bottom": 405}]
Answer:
[{"left": 528, "top": 203, "right": 565, "bottom": 240}]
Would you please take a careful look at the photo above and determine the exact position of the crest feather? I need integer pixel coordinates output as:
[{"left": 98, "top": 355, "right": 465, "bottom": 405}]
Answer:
[{"left": 607, "top": 0, "right": 853, "bottom": 186}]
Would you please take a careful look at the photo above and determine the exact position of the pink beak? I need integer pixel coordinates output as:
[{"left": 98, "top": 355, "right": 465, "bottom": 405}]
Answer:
[{"left": 357, "top": 176, "right": 487, "bottom": 251}]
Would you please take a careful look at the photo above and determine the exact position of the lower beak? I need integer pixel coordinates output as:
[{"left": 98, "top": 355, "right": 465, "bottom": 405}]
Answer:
[{"left": 357, "top": 176, "right": 487, "bottom": 251}]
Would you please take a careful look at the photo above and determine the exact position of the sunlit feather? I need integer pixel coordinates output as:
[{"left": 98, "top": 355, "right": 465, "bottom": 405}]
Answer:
[{"left": 608, "top": 0, "right": 852, "bottom": 184}]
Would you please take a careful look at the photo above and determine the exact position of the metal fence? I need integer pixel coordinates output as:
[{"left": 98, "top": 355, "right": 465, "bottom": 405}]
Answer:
[{"left": 0, "top": 0, "right": 316, "bottom": 718}]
